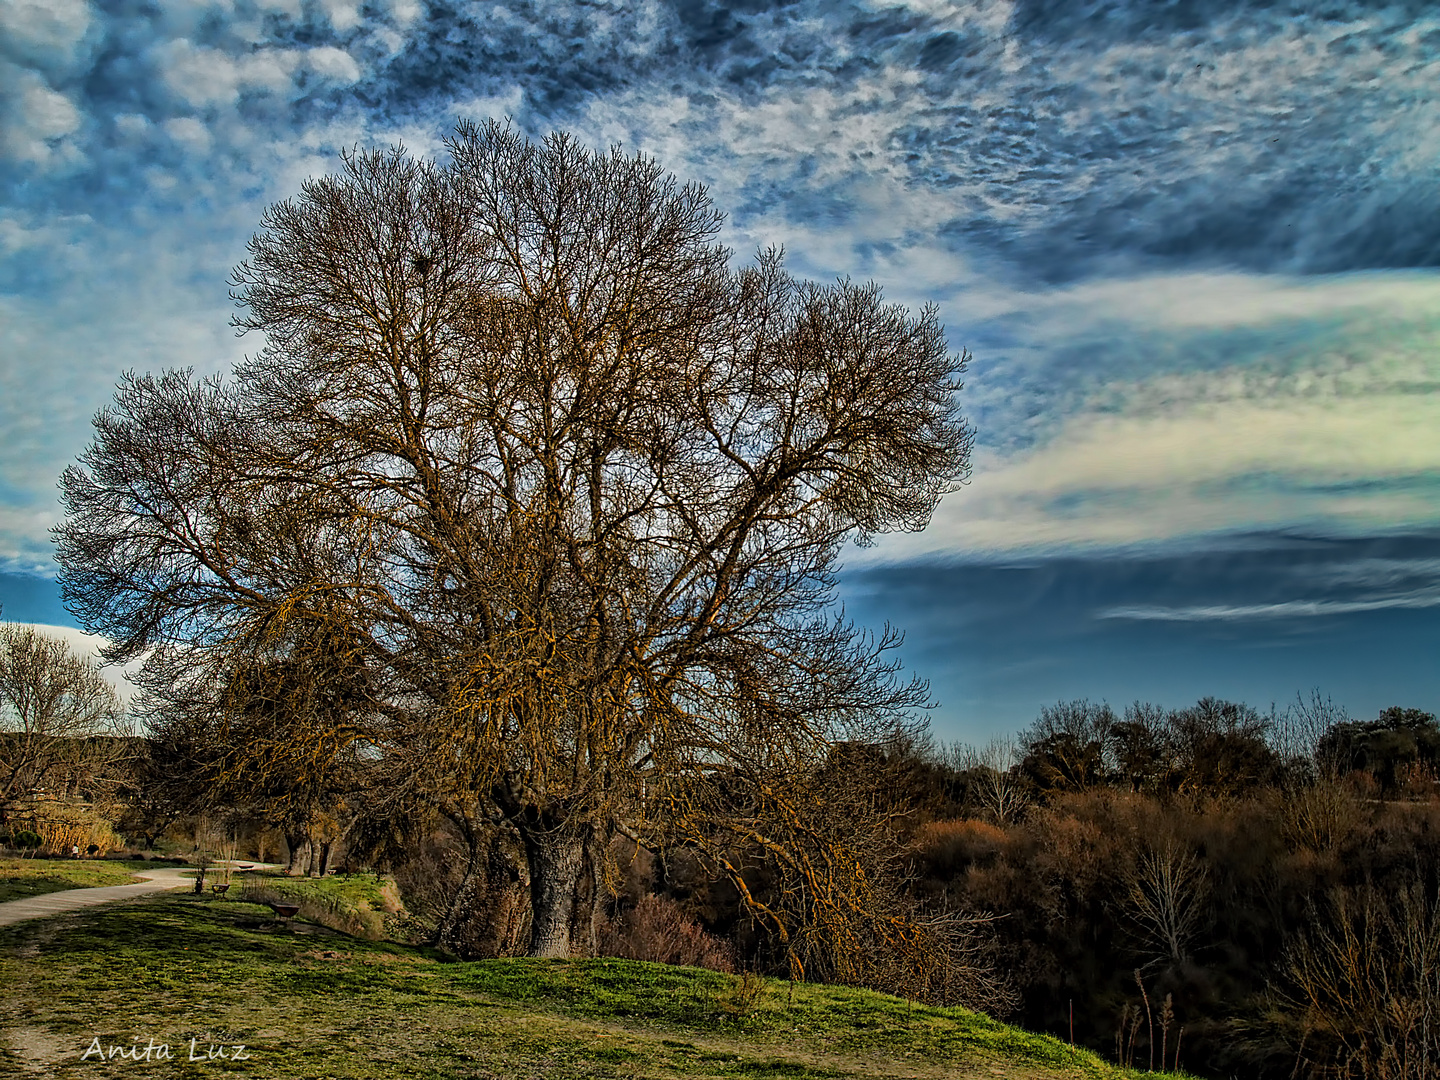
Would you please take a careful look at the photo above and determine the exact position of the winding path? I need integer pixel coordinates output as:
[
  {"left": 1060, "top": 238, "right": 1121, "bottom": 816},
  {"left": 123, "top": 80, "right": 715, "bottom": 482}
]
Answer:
[{"left": 0, "top": 866, "right": 197, "bottom": 927}]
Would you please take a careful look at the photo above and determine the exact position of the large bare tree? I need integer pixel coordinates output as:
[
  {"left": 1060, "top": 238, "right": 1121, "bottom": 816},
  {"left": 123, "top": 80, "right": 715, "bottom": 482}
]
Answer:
[{"left": 55, "top": 121, "right": 974, "bottom": 962}]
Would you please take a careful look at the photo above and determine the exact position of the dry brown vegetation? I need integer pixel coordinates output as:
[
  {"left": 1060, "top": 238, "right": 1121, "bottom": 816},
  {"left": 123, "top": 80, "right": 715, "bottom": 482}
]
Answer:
[{"left": 892, "top": 696, "right": 1440, "bottom": 1080}]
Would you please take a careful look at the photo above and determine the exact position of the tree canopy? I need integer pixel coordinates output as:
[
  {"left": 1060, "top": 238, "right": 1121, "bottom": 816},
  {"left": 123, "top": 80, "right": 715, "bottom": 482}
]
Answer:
[{"left": 55, "top": 121, "right": 974, "bottom": 964}]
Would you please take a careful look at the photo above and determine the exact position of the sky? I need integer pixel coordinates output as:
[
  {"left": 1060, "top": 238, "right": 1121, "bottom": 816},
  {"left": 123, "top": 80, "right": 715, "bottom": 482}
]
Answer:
[{"left": 2, "top": 0, "right": 1439, "bottom": 742}]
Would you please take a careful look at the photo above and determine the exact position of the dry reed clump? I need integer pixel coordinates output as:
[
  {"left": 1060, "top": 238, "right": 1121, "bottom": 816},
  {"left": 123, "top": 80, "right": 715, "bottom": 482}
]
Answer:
[
  {"left": 10, "top": 803, "right": 124, "bottom": 857},
  {"left": 597, "top": 894, "right": 736, "bottom": 972},
  {"left": 1280, "top": 877, "right": 1440, "bottom": 1080}
]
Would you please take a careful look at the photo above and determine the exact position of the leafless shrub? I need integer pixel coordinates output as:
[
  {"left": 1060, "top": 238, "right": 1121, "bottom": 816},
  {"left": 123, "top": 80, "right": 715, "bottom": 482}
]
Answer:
[
  {"left": 913, "top": 818, "right": 1007, "bottom": 878},
  {"left": 597, "top": 894, "right": 736, "bottom": 972},
  {"left": 1276, "top": 690, "right": 1352, "bottom": 781},
  {"left": 951, "top": 737, "right": 1030, "bottom": 824},
  {"left": 1280, "top": 779, "right": 1366, "bottom": 853},
  {"left": 1279, "top": 876, "right": 1440, "bottom": 1079},
  {"left": 1121, "top": 839, "right": 1211, "bottom": 968}
]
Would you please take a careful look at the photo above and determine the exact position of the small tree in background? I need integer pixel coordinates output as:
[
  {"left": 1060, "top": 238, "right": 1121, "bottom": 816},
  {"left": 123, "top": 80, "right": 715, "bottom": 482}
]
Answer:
[
  {"left": 952, "top": 736, "right": 1030, "bottom": 824},
  {"left": 1318, "top": 706, "right": 1440, "bottom": 793},
  {"left": 1122, "top": 839, "right": 1211, "bottom": 969},
  {"left": 1020, "top": 700, "right": 1115, "bottom": 797},
  {"left": 0, "top": 621, "right": 127, "bottom": 819}
]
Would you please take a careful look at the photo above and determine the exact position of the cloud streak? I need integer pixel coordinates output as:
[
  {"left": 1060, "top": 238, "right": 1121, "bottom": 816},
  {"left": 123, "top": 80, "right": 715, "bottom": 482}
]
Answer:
[{"left": 1101, "top": 593, "right": 1440, "bottom": 622}]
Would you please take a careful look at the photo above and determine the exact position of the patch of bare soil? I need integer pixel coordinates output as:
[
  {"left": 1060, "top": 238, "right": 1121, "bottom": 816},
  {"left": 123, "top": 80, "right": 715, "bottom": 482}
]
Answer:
[{"left": 3, "top": 1026, "right": 71, "bottom": 1073}]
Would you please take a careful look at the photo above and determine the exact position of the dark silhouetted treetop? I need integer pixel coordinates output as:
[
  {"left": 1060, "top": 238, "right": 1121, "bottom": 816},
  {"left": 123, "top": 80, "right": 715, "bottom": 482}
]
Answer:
[{"left": 1317, "top": 706, "right": 1440, "bottom": 792}]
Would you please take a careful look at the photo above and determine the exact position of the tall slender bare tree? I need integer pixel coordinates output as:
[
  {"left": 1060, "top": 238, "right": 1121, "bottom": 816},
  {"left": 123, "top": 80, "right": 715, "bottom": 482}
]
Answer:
[{"left": 55, "top": 121, "right": 974, "bottom": 964}]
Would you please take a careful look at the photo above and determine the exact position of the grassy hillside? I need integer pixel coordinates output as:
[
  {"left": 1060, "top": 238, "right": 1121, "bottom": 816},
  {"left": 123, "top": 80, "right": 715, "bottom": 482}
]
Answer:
[
  {"left": 231, "top": 869, "right": 409, "bottom": 940},
  {"left": 0, "top": 892, "right": 1180, "bottom": 1079},
  {"left": 0, "top": 857, "right": 159, "bottom": 903}
]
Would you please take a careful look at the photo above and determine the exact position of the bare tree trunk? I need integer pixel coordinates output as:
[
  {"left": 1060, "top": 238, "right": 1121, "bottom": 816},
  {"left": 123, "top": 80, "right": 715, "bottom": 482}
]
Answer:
[
  {"left": 486, "top": 830, "right": 528, "bottom": 956},
  {"left": 567, "top": 837, "right": 606, "bottom": 958},
  {"left": 316, "top": 839, "right": 333, "bottom": 877},
  {"left": 438, "top": 825, "right": 530, "bottom": 958},
  {"left": 521, "top": 821, "right": 590, "bottom": 959},
  {"left": 284, "top": 829, "right": 306, "bottom": 875}
]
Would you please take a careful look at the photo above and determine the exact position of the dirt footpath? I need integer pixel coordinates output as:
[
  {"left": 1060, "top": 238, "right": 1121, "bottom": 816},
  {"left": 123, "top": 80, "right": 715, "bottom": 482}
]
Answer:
[{"left": 0, "top": 867, "right": 194, "bottom": 927}]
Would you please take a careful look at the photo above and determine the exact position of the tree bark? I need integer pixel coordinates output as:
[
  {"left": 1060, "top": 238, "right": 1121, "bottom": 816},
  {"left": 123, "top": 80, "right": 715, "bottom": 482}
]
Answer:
[
  {"left": 520, "top": 821, "right": 590, "bottom": 959},
  {"left": 316, "top": 839, "right": 333, "bottom": 877},
  {"left": 568, "top": 838, "right": 603, "bottom": 958},
  {"left": 437, "top": 825, "right": 486, "bottom": 957},
  {"left": 439, "top": 825, "right": 530, "bottom": 958},
  {"left": 483, "top": 830, "right": 528, "bottom": 956},
  {"left": 284, "top": 830, "right": 306, "bottom": 875}
]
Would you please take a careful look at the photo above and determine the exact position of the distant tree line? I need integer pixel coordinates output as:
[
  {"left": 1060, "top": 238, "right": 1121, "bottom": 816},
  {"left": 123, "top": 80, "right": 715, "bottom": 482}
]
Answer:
[{"left": 893, "top": 692, "right": 1440, "bottom": 1080}]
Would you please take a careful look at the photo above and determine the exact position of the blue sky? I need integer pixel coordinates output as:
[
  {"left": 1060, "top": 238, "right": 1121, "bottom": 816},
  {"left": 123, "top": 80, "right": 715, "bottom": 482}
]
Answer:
[{"left": 2, "top": 0, "right": 1439, "bottom": 740}]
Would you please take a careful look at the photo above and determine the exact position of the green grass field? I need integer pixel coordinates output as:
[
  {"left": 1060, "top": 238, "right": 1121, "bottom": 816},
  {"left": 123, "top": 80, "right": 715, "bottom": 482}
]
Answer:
[
  {"left": 0, "top": 857, "right": 161, "bottom": 903},
  {"left": 0, "top": 891, "right": 1179, "bottom": 1079}
]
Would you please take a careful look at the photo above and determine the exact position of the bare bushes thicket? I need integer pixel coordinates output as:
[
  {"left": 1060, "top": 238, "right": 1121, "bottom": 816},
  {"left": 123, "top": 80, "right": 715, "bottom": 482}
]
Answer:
[
  {"left": 598, "top": 894, "right": 736, "bottom": 972},
  {"left": 1279, "top": 877, "right": 1440, "bottom": 1080},
  {"left": 913, "top": 819, "right": 1007, "bottom": 879},
  {"left": 388, "top": 829, "right": 465, "bottom": 931}
]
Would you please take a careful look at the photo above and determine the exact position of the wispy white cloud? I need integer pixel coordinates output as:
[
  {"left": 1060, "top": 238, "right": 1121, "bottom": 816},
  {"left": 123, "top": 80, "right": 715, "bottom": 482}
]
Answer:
[
  {"left": 0, "top": 0, "right": 95, "bottom": 73},
  {"left": 306, "top": 46, "right": 363, "bottom": 85},
  {"left": 156, "top": 39, "right": 300, "bottom": 108},
  {"left": 162, "top": 115, "right": 210, "bottom": 155},
  {"left": 975, "top": 270, "right": 1440, "bottom": 333},
  {"left": 1100, "top": 592, "right": 1440, "bottom": 622},
  {"left": 318, "top": 0, "right": 364, "bottom": 33},
  {"left": 863, "top": 270, "right": 1440, "bottom": 561},
  {"left": 867, "top": 382, "right": 1440, "bottom": 561},
  {"left": 0, "top": 62, "right": 84, "bottom": 167}
]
